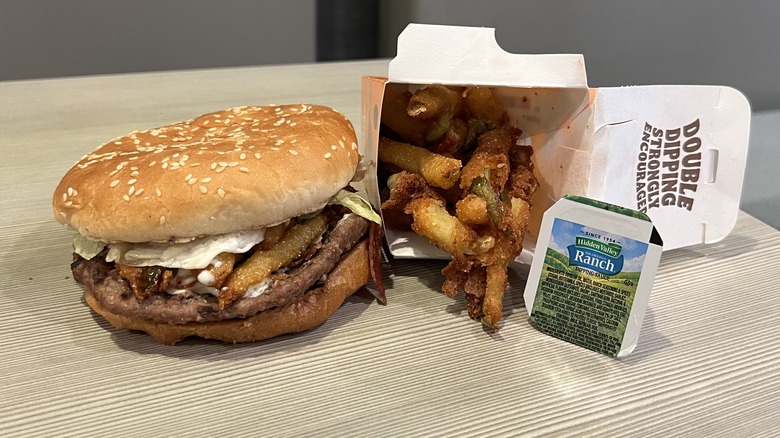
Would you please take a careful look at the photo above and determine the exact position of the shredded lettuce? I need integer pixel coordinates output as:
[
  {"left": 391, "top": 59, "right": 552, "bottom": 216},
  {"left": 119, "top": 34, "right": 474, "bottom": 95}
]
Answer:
[
  {"left": 328, "top": 189, "right": 382, "bottom": 225},
  {"left": 73, "top": 235, "right": 107, "bottom": 260}
]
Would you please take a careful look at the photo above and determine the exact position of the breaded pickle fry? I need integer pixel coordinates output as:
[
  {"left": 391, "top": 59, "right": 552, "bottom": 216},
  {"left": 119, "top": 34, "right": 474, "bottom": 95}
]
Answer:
[
  {"left": 382, "top": 171, "right": 445, "bottom": 211},
  {"left": 201, "top": 252, "right": 237, "bottom": 289},
  {"left": 464, "top": 86, "right": 509, "bottom": 126},
  {"left": 382, "top": 84, "right": 432, "bottom": 146},
  {"left": 405, "top": 197, "right": 494, "bottom": 255},
  {"left": 407, "top": 84, "right": 462, "bottom": 120},
  {"left": 482, "top": 264, "right": 508, "bottom": 330},
  {"left": 426, "top": 113, "right": 453, "bottom": 144},
  {"left": 379, "top": 137, "right": 461, "bottom": 189},
  {"left": 430, "top": 118, "right": 467, "bottom": 155},
  {"left": 469, "top": 172, "right": 505, "bottom": 225},
  {"left": 220, "top": 214, "right": 328, "bottom": 307},
  {"left": 459, "top": 126, "right": 517, "bottom": 192},
  {"left": 259, "top": 221, "right": 289, "bottom": 250},
  {"left": 463, "top": 118, "right": 494, "bottom": 151},
  {"left": 455, "top": 194, "right": 489, "bottom": 226}
]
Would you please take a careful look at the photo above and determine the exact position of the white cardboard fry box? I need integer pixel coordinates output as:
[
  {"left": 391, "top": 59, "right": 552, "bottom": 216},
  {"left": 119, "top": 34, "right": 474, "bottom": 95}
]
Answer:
[{"left": 361, "top": 23, "right": 751, "bottom": 263}]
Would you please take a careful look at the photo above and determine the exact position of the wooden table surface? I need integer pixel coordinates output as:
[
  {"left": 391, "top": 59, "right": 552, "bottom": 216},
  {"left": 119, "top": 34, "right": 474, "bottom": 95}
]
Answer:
[{"left": 1, "top": 60, "right": 778, "bottom": 437}]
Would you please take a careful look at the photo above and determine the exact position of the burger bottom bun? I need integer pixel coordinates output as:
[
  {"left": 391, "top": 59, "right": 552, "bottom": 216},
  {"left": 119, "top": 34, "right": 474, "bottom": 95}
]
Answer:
[{"left": 85, "top": 239, "right": 371, "bottom": 345}]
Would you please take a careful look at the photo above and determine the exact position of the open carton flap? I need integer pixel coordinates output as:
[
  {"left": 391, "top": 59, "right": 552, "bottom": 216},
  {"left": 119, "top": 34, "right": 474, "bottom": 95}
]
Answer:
[
  {"left": 587, "top": 86, "right": 751, "bottom": 249},
  {"left": 389, "top": 24, "right": 588, "bottom": 88}
]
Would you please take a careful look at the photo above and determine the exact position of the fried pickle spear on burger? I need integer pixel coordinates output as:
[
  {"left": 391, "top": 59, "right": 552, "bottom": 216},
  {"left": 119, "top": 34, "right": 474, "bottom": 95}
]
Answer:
[{"left": 378, "top": 84, "right": 538, "bottom": 331}]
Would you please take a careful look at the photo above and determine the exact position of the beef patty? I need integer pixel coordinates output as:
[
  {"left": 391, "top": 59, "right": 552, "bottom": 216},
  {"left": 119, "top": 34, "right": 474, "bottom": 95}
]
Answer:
[{"left": 72, "top": 214, "right": 369, "bottom": 325}]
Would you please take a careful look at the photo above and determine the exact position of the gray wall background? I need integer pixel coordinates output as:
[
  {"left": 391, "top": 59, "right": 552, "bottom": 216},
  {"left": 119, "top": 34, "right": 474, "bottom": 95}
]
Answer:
[
  {"left": 0, "top": 0, "right": 316, "bottom": 79},
  {"left": 2, "top": 0, "right": 779, "bottom": 111}
]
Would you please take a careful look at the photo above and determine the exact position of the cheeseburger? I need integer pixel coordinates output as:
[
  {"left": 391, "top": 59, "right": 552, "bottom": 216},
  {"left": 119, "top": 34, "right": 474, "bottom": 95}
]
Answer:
[{"left": 53, "top": 104, "right": 384, "bottom": 344}]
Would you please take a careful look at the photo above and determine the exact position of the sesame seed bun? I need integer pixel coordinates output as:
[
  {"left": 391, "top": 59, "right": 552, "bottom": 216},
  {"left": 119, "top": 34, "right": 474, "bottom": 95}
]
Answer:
[{"left": 53, "top": 104, "right": 360, "bottom": 243}]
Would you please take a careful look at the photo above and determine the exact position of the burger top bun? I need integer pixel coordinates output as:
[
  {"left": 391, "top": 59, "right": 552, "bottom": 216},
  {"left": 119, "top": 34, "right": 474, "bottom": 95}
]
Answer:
[{"left": 53, "top": 105, "right": 360, "bottom": 243}]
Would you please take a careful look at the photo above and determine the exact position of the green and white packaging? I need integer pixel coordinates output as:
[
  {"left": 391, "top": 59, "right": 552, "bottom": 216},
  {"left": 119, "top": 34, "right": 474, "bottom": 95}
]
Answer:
[{"left": 523, "top": 195, "right": 663, "bottom": 357}]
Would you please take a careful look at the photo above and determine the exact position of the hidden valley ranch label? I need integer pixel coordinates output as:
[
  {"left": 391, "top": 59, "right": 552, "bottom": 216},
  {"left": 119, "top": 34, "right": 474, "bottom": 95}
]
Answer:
[{"left": 530, "top": 218, "right": 648, "bottom": 356}]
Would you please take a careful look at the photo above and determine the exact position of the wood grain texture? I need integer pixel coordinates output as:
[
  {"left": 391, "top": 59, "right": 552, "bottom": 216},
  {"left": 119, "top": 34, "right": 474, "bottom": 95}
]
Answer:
[{"left": 1, "top": 60, "right": 778, "bottom": 437}]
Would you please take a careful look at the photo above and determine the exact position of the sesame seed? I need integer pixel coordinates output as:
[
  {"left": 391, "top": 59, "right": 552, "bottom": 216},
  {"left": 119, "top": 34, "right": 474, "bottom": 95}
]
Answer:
[
  {"left": 290, "top": 122, "right": 297, "bottom": 127},
  {"left": 131, "top": 171, "right": 139, "bottom": 177},
  {"left": 123, "top": 195, "right": 130, "bottom": 202},
  {"left": 228, "top": 162, "right": 238, "bottom": 167},
  {"left": 62, "top": 193, "right": 68, "bottom": 202},
  {"left": 199, "top": 185, "right": 208, "bottom": 194},
  {"left": 271, "top": 147, "right": 280, "bottom": 151},
  {"left": 339, "top": 140, "right": 345, "bottom": 148},
  {"left": 210, "top": 163, "right": 217, "bottom": 170},
  {"left": 135, "top": 188, "right": 144, "bottom": 196},
  {"left": 149, "top": 160, "right": 157, "bottom": 167},
  {"left": 67, "top": 187, "right": 73, "bottom": 196},
  {"left": 185, "top": 173, "right": 193, "bottom": 181},
  {"left": 128, "top": 178, "right": 137, "bottom": 185},
  {"left": 217, "top": 188, "right": 226, "bottom": 198},
  {"left": 162, "top": 162, "right": 168, "bottom": 169},
  {"left": 72, "top": 189, "right": 78, "bottom": 196},
  {"left": 190, "top": 163, "right": 200, "bottom": 167},
  {"left": 65, "top": 201, "right": 73, "bottom": 207},
  {"left": 156, "top": 187, "right": 162, "bottom": 197},
  {"left": 218, "top": 161, "right": 228, "bottom": 167},
  {"left": 497, "top": 163, "right": 506, "bottom": 168},
  {"left": 290, "top": 139, "right": 297, "bottom": 144},
  {"left": 239, "top": 153, "right": 246, "bottom": 160},
  {"left": 274, "top": 118, "right": 285, "bottom": 126},
  {"left": 109, "top": 169, "right": 119, "bottom": 176},
  {"left": 188, "top": 177, "right": 198, "bottom": 185},
  {"left": 275, "top": 139, "right": 284, "bottom": 146},
  {"left": 215, "top": 167, "right": 225, "bottom": 173},
  {"left": 254, "top": 152, "right": 262, "bottom": 159},
  {"left": 128, "top": 186, "right": 135, "bottom": 196},
  {"left": 160, "top": 216, "right": 166, "bottom": 225},
  {"left": 331, "top": 145, "right": 337, "bottom": 151},
  {"left": 110, "top": 180, "right": 120, "bottom": 188},
  {"left": 201, "top": 177, "right": 212, "bottom": 183},
  {"left": 173, "top": 153, "right": 180, "bottom": 158},
  {"left": 351, "top": 142, "right": 358, "bottom": 150},
  {"left": 239, "top": 167, "right": 249, "bottom": 173},
  {"left": 324, "top": 152, "right": 332, "bottom": 158},
  {"left": 288, "top": 150, "right": 298, "bottom": 156}
]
